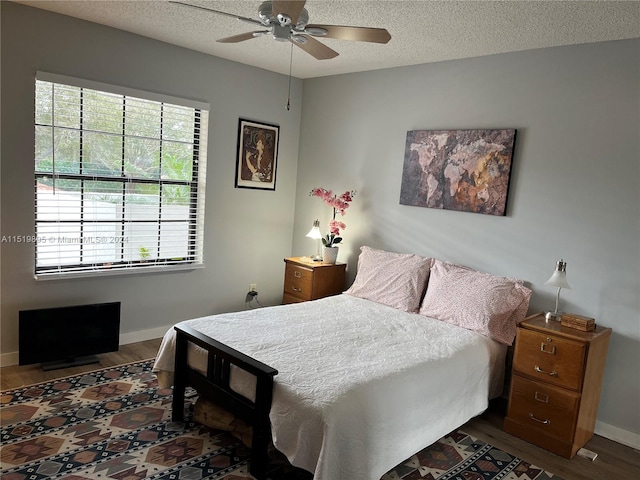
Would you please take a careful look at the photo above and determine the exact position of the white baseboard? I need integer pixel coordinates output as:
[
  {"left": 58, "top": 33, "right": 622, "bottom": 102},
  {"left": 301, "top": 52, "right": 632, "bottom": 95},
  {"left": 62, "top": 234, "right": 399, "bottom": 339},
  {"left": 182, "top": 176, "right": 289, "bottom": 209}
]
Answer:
[
  {"left": 119, "top": 324, "right": 172, "bottom": 346},
  {"left": 0, "top": 351, "right": 19, "bottom": 367},
  {"left": 0, "top": 324, "right": 171, "bottom": 368},
  {"left": 595, "top": 420, "right": 640, "bottom": 451}
]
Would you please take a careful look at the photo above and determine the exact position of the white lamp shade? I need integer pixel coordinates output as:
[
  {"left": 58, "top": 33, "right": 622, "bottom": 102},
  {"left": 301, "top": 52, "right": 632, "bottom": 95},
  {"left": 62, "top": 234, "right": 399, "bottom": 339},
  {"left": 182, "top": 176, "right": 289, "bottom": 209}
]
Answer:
[
  {"left": 545, "top": 270, "right": 571, "bottom": 289},
  {"left": 545, "top": 259, "right": 571, "bottom": 289},
  {"left": 306, "top": 220, "right": 322, "bottom": 240}
]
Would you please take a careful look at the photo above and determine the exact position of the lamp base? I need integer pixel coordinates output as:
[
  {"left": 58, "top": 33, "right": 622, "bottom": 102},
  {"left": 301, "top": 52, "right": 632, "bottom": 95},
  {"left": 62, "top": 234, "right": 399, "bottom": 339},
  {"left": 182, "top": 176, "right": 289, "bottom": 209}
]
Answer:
[{"left": 545, "top": 311, "right": 563, "bottom": 322}]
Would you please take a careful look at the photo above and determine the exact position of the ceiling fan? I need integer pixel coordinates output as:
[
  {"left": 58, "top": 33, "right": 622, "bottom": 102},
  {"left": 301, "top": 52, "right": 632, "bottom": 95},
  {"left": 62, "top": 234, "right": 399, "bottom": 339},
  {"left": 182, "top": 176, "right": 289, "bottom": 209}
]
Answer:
[{"left": 170, "top": 0, "right": 391, "bottom": 60}]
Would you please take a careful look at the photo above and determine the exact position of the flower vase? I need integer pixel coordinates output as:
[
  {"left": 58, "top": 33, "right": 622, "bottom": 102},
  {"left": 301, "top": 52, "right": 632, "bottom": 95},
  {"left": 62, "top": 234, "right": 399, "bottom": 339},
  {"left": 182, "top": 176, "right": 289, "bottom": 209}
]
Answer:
[{"left": 322, "top": 246, "right": 339, "bottom": 264}]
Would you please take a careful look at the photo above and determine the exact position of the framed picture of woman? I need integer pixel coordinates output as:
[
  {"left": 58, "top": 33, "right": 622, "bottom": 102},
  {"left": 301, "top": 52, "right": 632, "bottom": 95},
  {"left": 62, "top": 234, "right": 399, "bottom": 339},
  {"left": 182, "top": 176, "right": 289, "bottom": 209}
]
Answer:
[{"left": 235, "top": 118, "right": 279, "bottom": 190}]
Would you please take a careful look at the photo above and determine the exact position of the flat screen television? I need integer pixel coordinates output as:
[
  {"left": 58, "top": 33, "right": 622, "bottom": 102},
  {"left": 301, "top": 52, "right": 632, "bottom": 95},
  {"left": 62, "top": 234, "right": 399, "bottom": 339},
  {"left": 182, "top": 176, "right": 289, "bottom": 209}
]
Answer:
[{"left": 19, "top": 301, "right": 121, "bottom": 370}]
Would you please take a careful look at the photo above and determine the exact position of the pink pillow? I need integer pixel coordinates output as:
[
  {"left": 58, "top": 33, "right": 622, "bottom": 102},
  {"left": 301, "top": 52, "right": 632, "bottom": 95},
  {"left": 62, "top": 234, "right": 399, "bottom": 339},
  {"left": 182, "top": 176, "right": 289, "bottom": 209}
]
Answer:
[
  {"left": 419, "top": 259, "right": 531, "bottom": 345},
  {"left": 344, "top": 246, "right": 432, "bottom": 312}
]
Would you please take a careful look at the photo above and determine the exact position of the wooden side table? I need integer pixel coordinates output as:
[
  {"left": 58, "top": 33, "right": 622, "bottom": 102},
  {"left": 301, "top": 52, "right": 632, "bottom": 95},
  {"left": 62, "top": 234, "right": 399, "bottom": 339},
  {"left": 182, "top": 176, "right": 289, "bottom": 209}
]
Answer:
[
  {"left": 504, "top": 313, "right": 611, "bottom": 458},
  {"left": 282, "top": 257, "right": 346, "bottom": 304}
]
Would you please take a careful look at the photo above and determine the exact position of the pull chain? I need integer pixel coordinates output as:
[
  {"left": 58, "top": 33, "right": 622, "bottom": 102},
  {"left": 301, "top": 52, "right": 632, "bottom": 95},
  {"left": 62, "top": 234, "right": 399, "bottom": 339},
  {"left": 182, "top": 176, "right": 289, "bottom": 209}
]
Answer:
[{"left": 286, "top": 42, "right": 293, "bottom": 111}]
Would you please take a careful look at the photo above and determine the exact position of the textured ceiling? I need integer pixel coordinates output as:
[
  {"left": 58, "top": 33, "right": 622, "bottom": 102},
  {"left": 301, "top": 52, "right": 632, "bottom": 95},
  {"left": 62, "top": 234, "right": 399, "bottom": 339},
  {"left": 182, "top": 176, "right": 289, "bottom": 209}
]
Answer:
[{"left": 15, "top": 0, "right": 640, "bottom": 79}]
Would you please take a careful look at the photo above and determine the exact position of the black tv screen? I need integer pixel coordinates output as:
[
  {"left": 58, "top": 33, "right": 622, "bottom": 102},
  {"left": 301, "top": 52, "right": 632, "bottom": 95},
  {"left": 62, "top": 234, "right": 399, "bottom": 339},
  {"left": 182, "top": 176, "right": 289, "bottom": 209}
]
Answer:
[{"left": 19, "top": 301, "right": 121, "bottom": 369}]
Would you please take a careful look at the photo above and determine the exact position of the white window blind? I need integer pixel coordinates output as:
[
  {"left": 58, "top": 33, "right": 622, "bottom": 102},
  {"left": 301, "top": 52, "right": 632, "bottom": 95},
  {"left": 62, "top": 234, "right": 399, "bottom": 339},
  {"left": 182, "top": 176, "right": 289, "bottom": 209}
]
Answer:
[{"left": 34, "top": 72, "right": 208, "bottom": 279}]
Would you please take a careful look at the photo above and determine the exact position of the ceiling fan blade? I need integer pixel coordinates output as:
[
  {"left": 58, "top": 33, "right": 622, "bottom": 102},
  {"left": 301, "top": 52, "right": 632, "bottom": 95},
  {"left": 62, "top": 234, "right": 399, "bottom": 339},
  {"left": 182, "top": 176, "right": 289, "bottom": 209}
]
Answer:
[
  {"left": 291, "top": 36, "right": 338, "bottom": 60},
  {"left": 218, "top": 31, "right": 266, "bottom": 43},
  {"left": 306, "top": 24, "right": 391, "bottom": 44},
  {"left": 272, "top": 0, "right": 306, "bottom": 25},
  {"left": 170, "top": 1, "right": 263, "bottom": 26}
]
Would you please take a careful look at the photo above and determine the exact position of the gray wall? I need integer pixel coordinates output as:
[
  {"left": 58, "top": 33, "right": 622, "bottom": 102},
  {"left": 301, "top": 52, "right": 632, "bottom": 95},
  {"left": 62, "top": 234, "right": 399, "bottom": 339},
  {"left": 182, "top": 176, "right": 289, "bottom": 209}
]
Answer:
[
  {"left": 292, "top": 40, "right": 640, "bottom": 445},
  {"left": 1, "top": 3, "right": 302, "bottom": 356}
]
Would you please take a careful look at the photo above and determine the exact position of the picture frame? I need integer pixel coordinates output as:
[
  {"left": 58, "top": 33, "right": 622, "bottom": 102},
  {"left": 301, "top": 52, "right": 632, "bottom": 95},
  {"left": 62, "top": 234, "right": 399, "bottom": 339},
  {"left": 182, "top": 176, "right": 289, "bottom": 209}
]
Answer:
[
  {"left": 399, "top": 129, "right": 517, "bottom": 216},
  {"left": 235, "top": 118, "right": 279, "bottom": 190}
]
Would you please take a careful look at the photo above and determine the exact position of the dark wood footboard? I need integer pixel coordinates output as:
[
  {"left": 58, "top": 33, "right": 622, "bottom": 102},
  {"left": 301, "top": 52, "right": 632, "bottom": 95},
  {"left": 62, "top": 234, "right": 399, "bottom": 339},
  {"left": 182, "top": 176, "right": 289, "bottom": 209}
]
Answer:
[{"left": 171, "top": 324, "right": 278, "bottom": 480}]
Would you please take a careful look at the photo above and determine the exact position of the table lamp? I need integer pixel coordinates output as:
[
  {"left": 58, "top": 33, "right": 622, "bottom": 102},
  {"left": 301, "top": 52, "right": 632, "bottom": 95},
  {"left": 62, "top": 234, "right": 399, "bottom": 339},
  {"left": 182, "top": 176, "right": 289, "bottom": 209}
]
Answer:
[
  {"left": 306, "top": 219, "right": 323, "bottom": 261},
  {"left": 544, "top": 259, "right": 571, "bottom": 321}
]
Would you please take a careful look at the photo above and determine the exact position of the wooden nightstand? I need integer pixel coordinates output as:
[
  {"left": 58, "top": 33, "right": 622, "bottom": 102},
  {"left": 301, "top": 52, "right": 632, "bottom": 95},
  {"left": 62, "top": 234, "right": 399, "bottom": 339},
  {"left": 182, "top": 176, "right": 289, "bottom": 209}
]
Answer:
[
  {"left": 282, "top": 257, "right": 346, "bottom": 304},
  {"left": 504, "top": 313, "right": 611, "bottom": 458}
]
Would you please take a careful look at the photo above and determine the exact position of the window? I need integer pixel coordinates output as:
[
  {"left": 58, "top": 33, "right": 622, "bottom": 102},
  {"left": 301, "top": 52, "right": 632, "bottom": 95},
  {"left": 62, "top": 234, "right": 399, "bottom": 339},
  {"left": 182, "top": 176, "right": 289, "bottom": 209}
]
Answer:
[{"left": 34, "top": 72, "right": 208, "bottom": 278}]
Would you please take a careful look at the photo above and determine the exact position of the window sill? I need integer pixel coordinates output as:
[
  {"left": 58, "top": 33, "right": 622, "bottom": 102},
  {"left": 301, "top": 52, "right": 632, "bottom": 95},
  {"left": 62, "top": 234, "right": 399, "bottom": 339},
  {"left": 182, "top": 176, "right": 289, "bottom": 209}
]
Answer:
[{"left": 34, "top": 262, "right": 205, "bottom": 281}]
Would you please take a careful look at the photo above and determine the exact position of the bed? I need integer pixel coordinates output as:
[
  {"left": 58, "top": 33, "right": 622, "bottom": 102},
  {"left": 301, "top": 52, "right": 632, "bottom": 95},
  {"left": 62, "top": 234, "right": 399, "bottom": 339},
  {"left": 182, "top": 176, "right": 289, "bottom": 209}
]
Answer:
[{"left": 153, "top": 247, "right": 532, "bottom": 480}]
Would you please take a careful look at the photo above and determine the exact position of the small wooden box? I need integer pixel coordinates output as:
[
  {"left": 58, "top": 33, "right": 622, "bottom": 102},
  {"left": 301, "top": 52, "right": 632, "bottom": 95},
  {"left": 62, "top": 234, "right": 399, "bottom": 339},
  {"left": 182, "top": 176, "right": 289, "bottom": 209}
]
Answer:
[{"left": 561, "top": 313, "right": 596, "bottom": 332}]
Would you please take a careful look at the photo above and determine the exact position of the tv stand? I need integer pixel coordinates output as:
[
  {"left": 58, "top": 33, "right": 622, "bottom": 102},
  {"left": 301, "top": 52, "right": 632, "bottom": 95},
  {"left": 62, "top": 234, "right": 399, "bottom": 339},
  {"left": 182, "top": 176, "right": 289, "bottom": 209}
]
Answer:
[{"left": 41, "top": 355, "right": 100, "bottom": 371}]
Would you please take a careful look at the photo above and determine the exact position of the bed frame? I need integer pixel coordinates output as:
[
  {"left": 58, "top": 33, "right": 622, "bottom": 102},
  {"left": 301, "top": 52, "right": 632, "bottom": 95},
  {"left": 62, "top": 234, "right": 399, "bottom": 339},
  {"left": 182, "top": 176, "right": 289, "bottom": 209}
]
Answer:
[{"left": 171, "top": 324, "right": 278, "bottom": 480}]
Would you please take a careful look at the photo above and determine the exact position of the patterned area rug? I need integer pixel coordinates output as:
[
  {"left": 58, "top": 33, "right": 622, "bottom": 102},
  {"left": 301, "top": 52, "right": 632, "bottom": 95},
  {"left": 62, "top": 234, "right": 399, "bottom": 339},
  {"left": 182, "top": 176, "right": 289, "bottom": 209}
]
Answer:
[
  {"left": 381, "top": 430, "right": 562, "bottom": 480},
  {"left": 1, "top": 360, "right": 562, "bottom": 480}
]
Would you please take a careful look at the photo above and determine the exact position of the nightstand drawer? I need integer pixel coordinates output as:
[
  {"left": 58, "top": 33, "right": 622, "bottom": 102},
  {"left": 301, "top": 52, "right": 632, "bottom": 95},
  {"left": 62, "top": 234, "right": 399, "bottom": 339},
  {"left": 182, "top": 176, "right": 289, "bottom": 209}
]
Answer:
[
  {"left": 508, "top": 375, "right": 579, "bottom": 442},
  {"left": 513, "top": 328, "right": 586, "bottom": 391},
  {"left": 282, "top": 292, "right": 306, "bottom": 304},
  {"left": 284, "top": 264, "right": 313, "bottom": 300}
]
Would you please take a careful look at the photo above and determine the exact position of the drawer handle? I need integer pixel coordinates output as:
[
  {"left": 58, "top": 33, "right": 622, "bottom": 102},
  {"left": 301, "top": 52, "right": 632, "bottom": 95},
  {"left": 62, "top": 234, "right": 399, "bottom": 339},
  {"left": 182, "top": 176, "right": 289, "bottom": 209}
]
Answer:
[
  {"left": 529, "top": 413, "right": 551, "bottom": 425},
  {"left": 292, "top": 286, "right": 302, "bottom": 292},
  {"left": 294, "top": 271, "right": 302, "bottom": 278},
  {"left": 534, "top": 391, "right": 549, "bottom": 403},
  {"left": 540, "top": 343, "right": 556, "bottom": 354},
  {"left": 534, "top": 365, "right": 558, "bottom": 376}
]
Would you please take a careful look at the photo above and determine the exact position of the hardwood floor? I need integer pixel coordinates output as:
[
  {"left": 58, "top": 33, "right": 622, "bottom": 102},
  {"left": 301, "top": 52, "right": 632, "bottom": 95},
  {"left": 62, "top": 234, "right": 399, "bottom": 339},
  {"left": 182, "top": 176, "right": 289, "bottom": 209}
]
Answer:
[
  {"left": 0, "top": 338, "right": 162, "bottom": 390},
  {"left": 466, "top": 408, "right": 640, "bottom": 480},
  {"left": 2, "top": 338, "right": 638, "bottom": 479}
]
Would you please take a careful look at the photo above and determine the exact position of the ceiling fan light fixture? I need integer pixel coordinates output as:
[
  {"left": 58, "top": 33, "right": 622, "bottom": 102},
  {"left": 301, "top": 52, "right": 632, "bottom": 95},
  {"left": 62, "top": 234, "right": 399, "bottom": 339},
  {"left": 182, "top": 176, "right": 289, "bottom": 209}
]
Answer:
[
  {"left": 295, "top": 9, "right": 310, "bottom": 29},
  {"left": 258, "top": 1, "right": 272, "bottom": 25}
]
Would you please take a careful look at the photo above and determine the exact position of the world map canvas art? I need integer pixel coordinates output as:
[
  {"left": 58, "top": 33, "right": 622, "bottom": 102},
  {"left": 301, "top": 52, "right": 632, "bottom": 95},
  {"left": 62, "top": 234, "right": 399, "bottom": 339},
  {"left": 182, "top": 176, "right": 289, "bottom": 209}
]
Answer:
[{"left": 400, "top": 129, "right": 516, "bottom": 216}]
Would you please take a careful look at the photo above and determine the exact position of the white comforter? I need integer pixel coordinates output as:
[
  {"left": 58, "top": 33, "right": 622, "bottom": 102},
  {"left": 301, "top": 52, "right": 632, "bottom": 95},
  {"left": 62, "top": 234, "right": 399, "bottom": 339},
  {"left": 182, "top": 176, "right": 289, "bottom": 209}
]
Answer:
[{"left": 153, "top": 294, "right": 506, "bottom": 480}]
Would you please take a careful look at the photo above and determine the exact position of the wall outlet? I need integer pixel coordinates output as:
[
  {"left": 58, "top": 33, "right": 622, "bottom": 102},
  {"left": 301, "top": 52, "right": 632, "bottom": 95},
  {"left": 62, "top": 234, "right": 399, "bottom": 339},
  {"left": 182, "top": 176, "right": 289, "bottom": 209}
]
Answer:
[{"left": 249, "top": 283, "right": 257, "bottom": 292}]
